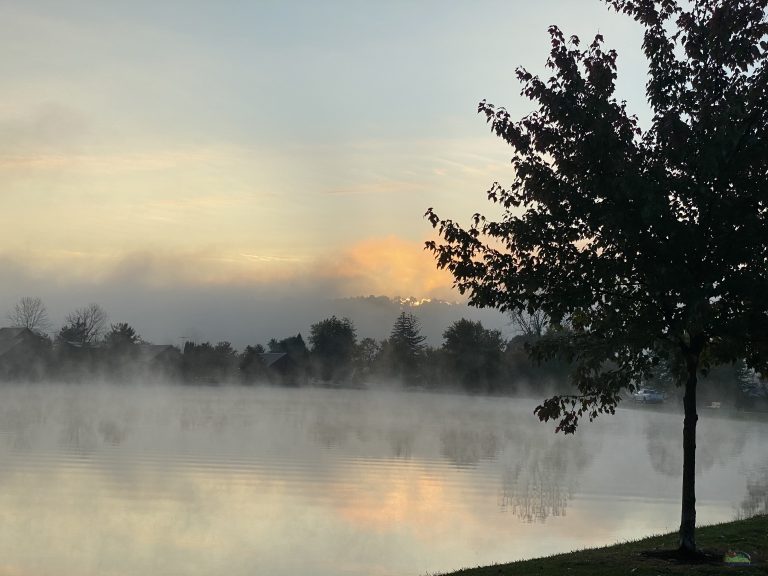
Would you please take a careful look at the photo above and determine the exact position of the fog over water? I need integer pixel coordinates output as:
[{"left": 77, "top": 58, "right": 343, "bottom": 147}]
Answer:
[{"left": 0, "top": 382, "right": 765, "bottom": 576}]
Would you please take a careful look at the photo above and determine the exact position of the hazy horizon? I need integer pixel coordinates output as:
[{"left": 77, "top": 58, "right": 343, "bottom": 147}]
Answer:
[{"left": 1, "top": 290, "right": 511, "bottom": 349}]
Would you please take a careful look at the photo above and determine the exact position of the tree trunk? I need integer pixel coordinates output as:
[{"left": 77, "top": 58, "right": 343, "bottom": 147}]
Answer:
[{"left": 679, "top": 356, "right": 698, "bottom": 554}]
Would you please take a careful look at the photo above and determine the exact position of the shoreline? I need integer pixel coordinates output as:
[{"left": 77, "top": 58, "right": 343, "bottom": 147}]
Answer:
[{"left": 437, "top": 515, "right": 768, "bottom": 575}]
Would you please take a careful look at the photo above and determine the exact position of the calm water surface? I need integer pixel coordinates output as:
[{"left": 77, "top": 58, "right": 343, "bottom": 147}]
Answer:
[{"left": 0, "top": 383, "right": 766, "bottom": 576}]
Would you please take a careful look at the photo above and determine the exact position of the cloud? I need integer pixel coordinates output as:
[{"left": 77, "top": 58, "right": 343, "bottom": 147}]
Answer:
[
  {"left": 0, "top": 235, "right": 454, "bottom": 299},
  {"left": 319, "top": 236, "right": 456, "bottom": 300}
]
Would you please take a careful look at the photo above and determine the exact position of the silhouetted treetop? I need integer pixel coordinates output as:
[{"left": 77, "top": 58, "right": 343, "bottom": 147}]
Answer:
[
  {"left": 105, "top": 323, "right": 141, "bottom": 349},
  {"left": 390, "top": 312, "right": 426, "bottom": 356},
  {"left": 7, "top": 296, "right": 51, "bottom": 335},
  {"left": 59, "top": 304, "right": 107, "bottom": 347}
]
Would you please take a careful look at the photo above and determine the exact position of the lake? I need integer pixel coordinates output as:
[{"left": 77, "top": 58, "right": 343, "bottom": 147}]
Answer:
[{"left": 0, "top": 383, "right": 765, "bottom": 576}]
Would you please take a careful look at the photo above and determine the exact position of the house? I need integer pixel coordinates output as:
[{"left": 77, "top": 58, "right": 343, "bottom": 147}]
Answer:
[
  {"left": 260, "top": 351, "right": 307, "bottom": 385},
  {"left": 136, "top": 343, "right": 183, "bottom": 378},
  {"left": 239, "top": 351, "right": 304, "bottom": 385}
]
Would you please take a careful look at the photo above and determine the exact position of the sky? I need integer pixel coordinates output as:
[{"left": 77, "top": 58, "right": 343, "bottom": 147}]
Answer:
[{"left": 0, "top": 0, "right": 650, "bottom": 344}]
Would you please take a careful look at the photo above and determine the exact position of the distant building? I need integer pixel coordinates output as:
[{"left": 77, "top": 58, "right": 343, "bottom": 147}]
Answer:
[
  {"left": 260, "top": 352, "right": 287, "bottom": 369},
  {"left": 260, "top": 351, "right": 306, "bottom": 385},
  {"left": 136, "top": 343, "right": 183, "bottom": 378},
  {"left": 239, "top": 351, "right": 303, "bottom": 385}
]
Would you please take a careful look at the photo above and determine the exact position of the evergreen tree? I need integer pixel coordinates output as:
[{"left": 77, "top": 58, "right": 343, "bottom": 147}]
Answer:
[
  {"left": 389, "top": 312, "right": 426, "bottom": 384},
  {"left": 104, "top": 323, "right": 141, "bottom": 349}
]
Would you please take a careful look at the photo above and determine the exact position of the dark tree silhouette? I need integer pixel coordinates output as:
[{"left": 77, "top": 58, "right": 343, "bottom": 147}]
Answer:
[
  {"left": 101, "top": 322, "right": 142, "bottom": 376},
  {"left": 104, "top": 322, "right": 141, "bottom": 349},
  {"left": 181, "top": 341, "right": 238, "bottom": 382},
  {"left": 442, "top": 318, "right": 505, "bottom": 392},
  {"left": 427, "top": 0, "right": 768, "bottom": 555},
  {"left": 309, "top": 316, "right": 357, "bottom": 382},
  {"left": 240, "top": 344, "right": 268, "bottom": 383},
  {"left": 59, "top": 303, "right": 107, "bottom": 346},
  {"left": 8, "top": 296, "right": 51, "bottom": 335},
  {"left": 354, "top": 337, "right": 381, "bottom": 381},
  {"left": 389, "top": 312, "right": 426, "bottom": 384}
]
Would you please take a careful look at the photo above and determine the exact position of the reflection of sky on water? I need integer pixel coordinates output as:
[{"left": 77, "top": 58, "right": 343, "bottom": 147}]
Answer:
[{"left": 0, "top": 384, "right": 764, "bottom": 576}]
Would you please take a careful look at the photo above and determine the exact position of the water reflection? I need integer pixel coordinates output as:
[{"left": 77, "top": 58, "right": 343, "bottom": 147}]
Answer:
[
  {"left": 643, "top": 413, "right": 749, "bottom": 480},
  {"left": 739, "top": 475, "right": 768, "bottom": 518},
  {"left": 737, "top": 451, "right": 768, "bottom": 519},
  {"left": 645, "top": 419, "right": 681, "bottom": 478},
  {"left": 0, "top": 384, "right": 763, "bottom": 576},
  {"left": 500, "top": 461, "right": 571, "bottom": 521},
  {"left": 387, "top": 428, "right": 415, "bottom": 459},
  {"left": 497, "top": 430, "right": 588, "bottom": 522},
  {"left": 440, "top": 427, "right": 499, "bottom": 467}
]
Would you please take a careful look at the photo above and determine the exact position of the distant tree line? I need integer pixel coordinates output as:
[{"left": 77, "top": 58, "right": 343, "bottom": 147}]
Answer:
[{"left": 0, "top": 297, "right": 763, "bottom": 406}]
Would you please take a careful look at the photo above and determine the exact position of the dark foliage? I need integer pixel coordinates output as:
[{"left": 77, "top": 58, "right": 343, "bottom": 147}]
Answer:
[
  {"left": 104, "top": 323, "right": 141, "bottom": 349},
  {"left": 182, "top": 341, "right": 238, "bottom": 383},
  {"left": 442, "top": 319, "right": 505, "bottom": 392},
  {"left": 309, "top": 316, "right": 357, "bottom": 382},
  {"left": 426, "top": 0, "right": 768, "bottom": 552},
  {"left": 58, "top": 303, "right": 107, "bottom": 347}
]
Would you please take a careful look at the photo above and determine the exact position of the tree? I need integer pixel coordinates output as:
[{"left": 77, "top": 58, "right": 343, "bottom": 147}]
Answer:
[
  {"left": 181, "top": 341, "right": 238, "bottom": 382},
  {"left": 8, "top": 296, "right": 51, "bottom": 335},
  {"left": 309, "top": 316, "right": 357, "bottom": 382},
  {"left": 442, "top": 318, "right": 506, "bottom": 392},
  {"left": 104, "top": 322, "right": 141, "bottom": 349},
  {"left": 426, "top": 0, "right": 768, "bottom": 555},
  {"left": 354, "top": 337, "right": 381, "bottom": 382},
  {"left": 213, "top": 341, "right": 238, "bottom": 378},
  {"left": 58, "top": 303, "right": 107, "bottom": 347},
  {"left": 100, "top": 322, "right": 142, "bottom": 377},
  {"left": 508, "top": 309, "right": 548, "bottom": 338},
  {"left": 240, "top": 344, "right": 268, "bottom": 383},
  {"left": 389, "top": 312, "right": 427, "bottom": 384}
]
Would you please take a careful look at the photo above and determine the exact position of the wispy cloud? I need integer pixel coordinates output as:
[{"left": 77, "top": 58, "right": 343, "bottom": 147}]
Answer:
[{"left": 239, "top": 253, "right": 304, "bottom": 263}]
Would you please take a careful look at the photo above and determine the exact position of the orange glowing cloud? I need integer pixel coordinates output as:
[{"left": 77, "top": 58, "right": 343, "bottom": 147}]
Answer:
[{"left": 323, "top": 235, "right": 457, "bottom": 300}]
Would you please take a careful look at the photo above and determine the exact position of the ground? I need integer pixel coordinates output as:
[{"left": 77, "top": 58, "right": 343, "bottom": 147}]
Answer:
[{"left": 440, "top": 515, "right": 768, "bottom": 576}]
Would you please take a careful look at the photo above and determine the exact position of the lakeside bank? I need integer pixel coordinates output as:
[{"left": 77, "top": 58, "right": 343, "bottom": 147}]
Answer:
[{"left": 440, "top": 515, "right": 768, "bottom": 576}]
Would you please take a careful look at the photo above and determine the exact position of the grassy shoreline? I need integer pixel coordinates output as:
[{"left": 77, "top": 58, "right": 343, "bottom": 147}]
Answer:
[{"left": 439, "top": 515, "right": 768, "bottom": 575}]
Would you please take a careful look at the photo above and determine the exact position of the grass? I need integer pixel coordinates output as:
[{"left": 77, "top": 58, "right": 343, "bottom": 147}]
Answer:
[{"left": 439, "top": 515, "right": 768, "bottom": 575}]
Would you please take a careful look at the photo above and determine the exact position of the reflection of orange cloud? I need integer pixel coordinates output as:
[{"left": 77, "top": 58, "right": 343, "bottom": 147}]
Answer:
[
  {"left": 335, "top": 469, "right": 446, "bottom": 534},
  {"left": 324, "top": 235, "right": 456, "bottom": 299}
]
